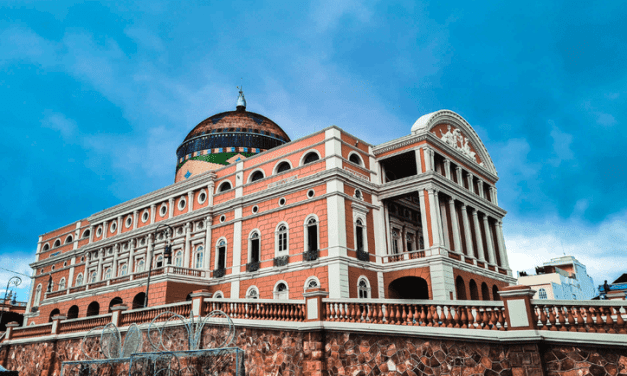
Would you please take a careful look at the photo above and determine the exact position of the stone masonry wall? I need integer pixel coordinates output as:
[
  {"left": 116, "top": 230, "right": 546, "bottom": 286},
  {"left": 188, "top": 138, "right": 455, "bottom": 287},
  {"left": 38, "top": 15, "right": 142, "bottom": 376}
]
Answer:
[{"left": 1, "top": 326, "right": 626, "bottom": 376}]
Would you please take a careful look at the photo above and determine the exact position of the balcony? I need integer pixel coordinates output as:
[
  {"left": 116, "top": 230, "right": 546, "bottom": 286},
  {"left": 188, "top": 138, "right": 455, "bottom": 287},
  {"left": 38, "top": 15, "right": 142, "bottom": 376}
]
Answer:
[
  {"left": 304, "top": 249, "right": 319, "bottom": 262},
  {"left": 213, "top": 268, "right": 226, "bottom": 278},
  {"left": 246, "top": 261, "right": 260, "bottom": 273},
  {"left": 273, "top": 256, "right": 289, "bottom": 267},
  {"left": 356, "top": 249, "right": 370, "bottom": 262}
]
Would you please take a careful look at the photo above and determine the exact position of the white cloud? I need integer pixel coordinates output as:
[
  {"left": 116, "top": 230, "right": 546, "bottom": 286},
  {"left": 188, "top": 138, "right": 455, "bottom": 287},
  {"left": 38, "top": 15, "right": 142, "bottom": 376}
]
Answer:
[
  {"left": 0, "top": 255, "right": 35, "bottom": 303},
  {"left": 549, "top": 124, "right": 574, "bottom": 166}
]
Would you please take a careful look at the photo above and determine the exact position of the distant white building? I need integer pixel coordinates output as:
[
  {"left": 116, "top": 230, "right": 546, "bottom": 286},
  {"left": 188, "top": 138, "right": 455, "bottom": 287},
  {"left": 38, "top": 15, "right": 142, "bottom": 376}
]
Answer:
[{"left": 518, "top": 256, "right": 596, "bottom": 300}]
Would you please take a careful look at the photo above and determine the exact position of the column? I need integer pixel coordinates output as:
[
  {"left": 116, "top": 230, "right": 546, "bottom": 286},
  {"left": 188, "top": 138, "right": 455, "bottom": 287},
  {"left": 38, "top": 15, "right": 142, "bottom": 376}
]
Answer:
[
  {"left": 68, "top": 257, "right": 75, "bottom": 288},
  {"left": 184, "top": 222, "right": 191, "bottom": 268},
  {"left": 438, "top": 196, "right": 450, "bottom": 249},
  {"left": 103, "top": 221, "right": 108, "bottom": 240},
  {"left": 133, "top": 210, "right": 138, "bottom": 229},
  {"left": 112, "top": 244, "right": 119, "bottom": 277},
  {"left": 497, "top": 220, "right": 510, "bottom": 269},
  {"left": 207, "top": 182, "right": 215, "bottom": 206},
  {"left": 128, "top": 239, "right": 135, "bottom": 273},
  {"left": 84, "top": 252, "right": 91, "bottom": 287},
  {"left": 168, "top": 197, "right": 174, "bottom": 218},
  {"left": 116, "top": 215, "right": 122, "bottom": 235},
  {"left": 204, "top": 217, "right": 212, "bottom": 272},
  {"left": 491, "top": 187, "right": 499, "bottom": 205},
  {"left": 418, "top": 190, "right": 431, "bottom": 248},
  {"left": 429, "top": 149, "right": 435, "bottom": 172},
  {"left": 89, "top": 225, "right": 94, "bottom": 244},
  {"left": 96, "top": 249, "right": 104, "bottom": 281},
  {"left": 455, "top": 167, "right": 463, "bottom": 186},
  {"left": 150, "top": 204, "right": 156, "bottom": 224},
  {"left": 460, "top": 204, "right": 473, "bottom": 257},
  {"left": 443, "top": 159, "right": 451, "bottom": 180},
  {"left": 448, "top": 198, "right": 461, "bottom": 253},
  {"left": 384, "top": 202, "right": 393, "bottom": 253},
  {"left": 147, "top": 234, "right": 154, "bottom": 269},
  {"left": 472, "top": 210, "right": 485, "bottom": 262},
  {"left": 427, "top": 189, "right": 442, "bottom": 247},
  {"left": 477, "top": 180, "right": 484, "bottom": 199},
  {"left": 467, "top": 173, "right": 474, "bottom": 194},
  {"left": 414, "top": 148, "right": 423, "bottom": 174},
  {"left": 482, "top": 216, "right": 496, "bottom": 265},
  {"left": 188, "top": 191, "right": 194, "bottom": 213}
]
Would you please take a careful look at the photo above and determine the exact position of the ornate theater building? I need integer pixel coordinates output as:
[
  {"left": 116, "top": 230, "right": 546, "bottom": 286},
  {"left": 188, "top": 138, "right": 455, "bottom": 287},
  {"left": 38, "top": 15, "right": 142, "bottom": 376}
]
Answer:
[{"left": 24, "top": 89, "right": 514, "bottom": 325}]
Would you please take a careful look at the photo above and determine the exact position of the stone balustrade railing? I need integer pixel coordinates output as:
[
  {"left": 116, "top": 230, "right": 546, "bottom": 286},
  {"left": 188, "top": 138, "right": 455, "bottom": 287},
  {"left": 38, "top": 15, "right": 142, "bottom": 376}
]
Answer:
[
  {"left": 205, "top": 298, "right": 306, "bottom": 321},
  {"left": 57, "top": 314, "right": 113, "bottom": 334},
  {"left": 120, "top": 301, "right": 191, "bottom": 326},
  {"left": 10, "top": 323, "right": 53, "bottom": 339},
  {"left": 323, "top": 299, "right": 507, "bottom": 330},
  {"left": 531, "top": 300, "right": 627, "bottom": 333}
]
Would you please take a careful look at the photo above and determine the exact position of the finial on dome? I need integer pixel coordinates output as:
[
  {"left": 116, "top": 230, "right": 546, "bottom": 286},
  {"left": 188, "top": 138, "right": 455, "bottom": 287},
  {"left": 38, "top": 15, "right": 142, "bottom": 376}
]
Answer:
[{"left": 236, "top": 86, "right": 246, "bottom": 111}]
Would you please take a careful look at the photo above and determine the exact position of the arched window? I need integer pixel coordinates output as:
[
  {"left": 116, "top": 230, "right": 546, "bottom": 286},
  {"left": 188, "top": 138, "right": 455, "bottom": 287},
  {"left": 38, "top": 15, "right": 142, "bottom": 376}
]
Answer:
[
  {"left": 456, "top": 276, "right": 467, "bottom": 300},
  {"left": 174, "top": 251, "right": 183, "bottom": 267},
  {"left": 246, "top": 286, "right": 259, "bottom": 299},
  {"left": 82, "top": 229, "right": 90, "bottom": 238},
  {"left": 250, "top": 170, "right": 264, "bottom": 182},
  {"left": 156, "top": 255, "right": 164, "bottom": 268},
  {"left": 195, "top": 246, "right": 204, "bottom": 269},
  {"left": 34, "top": 284, "right": 42, "bottom": 306},
  {"left": 303, "top": 152, "right": 320, "bottom": 165},
  {"left": 216, "top": 239, "right": 227, "bottom": 270},
  {"left": 104, "top": 268, "right": 112, "bottom": 280},
  {"left": 65, "top": 235, "right": 73, "bottom": 244},
  {"left": 109, "top": 297, "right": 123, "bottom": 313},
  {"left": 349, "top": 153, "right": 363, "bottom": 165},
  {"left": 132, "top": 292, "right": 146, "bottom": 309},
  {"left": 49, "top": 308, "right": 61, "bottom": 322},
  {"left": 120, "top": 264, "right": 128, "bottom": 276},
  {"left": 213, "top": 291, "right": 223, "bottom": 298},
  {"left": 276, "top": 161, "right": 291, "bottom": 174},
  {"left": 249, "top": 232, "right": 260, "bottom": 264},
  {"left": 76, "top": 273, "right": 83, "bottom": 287},
  {"left": 58, "top": 278, "right": 66, "bottom": 291},
  {"left": 86, "top": 301, "right": 100, "bottom": 317},
  {"left": 358, "top": 278, "right": 370, "bottom": 299},
  {"left": 538, "top": 288, "right": 548, "bottom": 300},
  {"left": 274, "top": 282, "right": 289, "bottom": 300},
  {"left": 136, "top": 260, "right": 145, "bottom": 273},
  {"left": 90, "top": 271, "right": 97, "bottom": 283},
  {"left": 469, "top": 280, "right": 479, "bottom": 301},
  {"left": 481, "top": 282, "right": 490, "bottom": 301},
  {"left": 53, "top": 240, "right": 61, "bottom": 248},
  {"left": 218, "top": 181, "right": 232, "bottom": 193},
  {"left": 492, "top": 285, "right": 500, "bottom": 301},
  {"left": 304, "top": 277, "right": 320, "bottom": 291},
  {"left": 67, "top": 305, "right": 79, "bottom": 319},
  {"left": 276, "top": 224, "right": 288, "bottom": 255},
  {"left": 306, "top": 217, "right": 319, "bottom": 254},
  {"left": 355, "top": 219, "right": 365, "bottom": 253},
  {"left": 42, "top": 244, "right": 50, "bottom": 251}
]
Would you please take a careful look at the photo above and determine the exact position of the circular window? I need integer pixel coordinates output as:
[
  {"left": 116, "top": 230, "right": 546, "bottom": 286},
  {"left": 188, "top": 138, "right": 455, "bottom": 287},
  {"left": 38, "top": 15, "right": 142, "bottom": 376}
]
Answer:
[
  {"left": 51, "top": 266, "right": 55, "bottom": 271},
  {"left": 110, "top": 221, "right": 117, "bottom": 233},
  {"left": 252, "top": 205, "right": 259, "bottom": 214},
  {"left": 160, "top": 203, "right": 168, "bottom": 217},
  {"left": 178, "top": 197, "right": 187, "bottom": 210},
  {"left": 125, "top": 216, "right": 132, "bottom": 228},
  {"left": 96, "top": 226, "right": 103, "bottom": 237},
  {"left": 220, "top": 215, "right": 226, "bottom": 223},
  {"left": 177, "top": 227, "right": 183, "bottom": 235},
  {"left": 355, "top": 189, "right": 363, "bottom": 200},
  {"left": 142, "top": 210, "right": 149, "bottom": 223},
  {"left": 278, "top": 197, "right": 286, "bottom": 207},
  {"left": 197, "top": 221, "right": 204, "bottom": 230},
  {"left": 307, "top": 189, "right": 315, "bottom": 198},
  {"left": 40, "top": 268, "right": 44, "bottom": 274},
  {"left": 141, "top": 238, "right": 146, "bottom": 246},
  {"left": 63, "top": 261, "right": 67, "bottom": 267},
  {"left": 198, "top": 190, "right": 207, "bottom": 204},
  {"left": 81, "top": 256, "right": 85, "bottom": 262}
]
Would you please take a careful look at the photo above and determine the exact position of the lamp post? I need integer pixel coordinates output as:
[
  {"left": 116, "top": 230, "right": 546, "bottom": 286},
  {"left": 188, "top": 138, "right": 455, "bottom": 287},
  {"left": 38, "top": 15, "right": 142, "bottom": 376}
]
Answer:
[
  {"left": 143, "top": 224, "right": 173, "bottom": 308},
  {"left": 0, "top": 276, "right": 21, "bottom": 327}
]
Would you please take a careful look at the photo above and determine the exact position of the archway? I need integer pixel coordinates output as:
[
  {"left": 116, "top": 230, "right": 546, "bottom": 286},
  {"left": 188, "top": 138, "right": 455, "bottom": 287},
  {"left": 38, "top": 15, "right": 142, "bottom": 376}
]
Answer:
[
  {"left": 492, "top": 285, "right": 500, "bottom": 301},
  {"left": 481, "top": 282, "right": 490, "bottom": 301},
  {"left": 86, "top": 302, "right": 100, "bottom": 317},
  {"left": 469, "top": 280, "right": 479, "bottom": 300},
  {"left": 67, "top": 305, "right": 79, "bottom": 319},
  {"left": 132, "top": 292, "right": 146, "bottom": 309},
  {"left": 109, "top": 297, "right": 123, "bottom": 312},
  {"left": 387, "top": 277, "right": 429, "bottom": 299},
  {"left": 49, "top": 308, "right": 60, "bottom": 322},
  {"left": 455, "top": 276, "right": 467, "bottom": 300}
]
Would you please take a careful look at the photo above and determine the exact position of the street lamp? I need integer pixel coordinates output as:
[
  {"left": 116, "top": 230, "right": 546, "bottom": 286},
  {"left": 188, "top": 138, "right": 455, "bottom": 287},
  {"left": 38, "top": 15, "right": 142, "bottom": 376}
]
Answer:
[
  {"left": 143, "top": 224, "right": 173, "bottom": 308},
  {"left": 0, "top": 276, "right": 22, "bottom": 327}
]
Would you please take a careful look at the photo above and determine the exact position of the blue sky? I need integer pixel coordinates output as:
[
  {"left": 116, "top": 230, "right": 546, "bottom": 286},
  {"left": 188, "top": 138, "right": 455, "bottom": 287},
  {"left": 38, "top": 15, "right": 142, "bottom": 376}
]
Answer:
[{"left": 1, "top": 1, "right": 626, "bottom": 300}]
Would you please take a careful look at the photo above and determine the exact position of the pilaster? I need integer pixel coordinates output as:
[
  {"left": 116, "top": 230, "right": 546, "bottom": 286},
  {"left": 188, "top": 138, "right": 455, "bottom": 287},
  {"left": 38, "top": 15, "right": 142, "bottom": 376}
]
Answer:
[{"left": 326, "top": 179, "right": 347, "bottom": 257}]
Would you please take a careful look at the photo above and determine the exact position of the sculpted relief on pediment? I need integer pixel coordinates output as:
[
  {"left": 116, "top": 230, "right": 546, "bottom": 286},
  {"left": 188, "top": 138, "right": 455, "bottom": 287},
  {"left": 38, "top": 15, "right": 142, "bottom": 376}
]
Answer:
[{"left": 432, "top": 124, "right": 483, "bottom": 166}]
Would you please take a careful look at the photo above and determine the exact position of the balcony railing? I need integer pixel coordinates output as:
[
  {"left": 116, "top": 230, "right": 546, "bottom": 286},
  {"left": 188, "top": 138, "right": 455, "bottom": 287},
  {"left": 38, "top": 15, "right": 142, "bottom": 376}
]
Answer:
[
  {"left": 304, "top": 249, "right": 319, "bottom": 261},
  {"left": 273, "top": 256, "right": 289, "bottom": 267},
  {"left": 213, "top": 268, "right": 226, "bottom": 278},
  {"left": 246, "top": 261, "right": 260, "bottom": 273},
  {"left": 356, "top": 249, "right": 370, "bottom": 262},
  {"left": 531, "top": 300, "right": 627, "bottom": 333},
  {"left": 382, "top": 249, "right": 427, "bottom": 264}
]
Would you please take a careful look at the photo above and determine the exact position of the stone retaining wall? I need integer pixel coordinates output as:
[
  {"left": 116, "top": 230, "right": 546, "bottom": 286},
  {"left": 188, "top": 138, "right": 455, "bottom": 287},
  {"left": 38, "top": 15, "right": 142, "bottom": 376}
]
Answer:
[{"left": 1, "top": 326, "right": 626, "bottom": 376}]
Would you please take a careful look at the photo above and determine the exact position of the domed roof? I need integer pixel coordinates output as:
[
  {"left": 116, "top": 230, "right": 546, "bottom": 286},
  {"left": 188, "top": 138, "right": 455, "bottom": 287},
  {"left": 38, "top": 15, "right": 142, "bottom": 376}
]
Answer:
[{"left": 175, "top": 88, "right": 291, "bottom": 182}]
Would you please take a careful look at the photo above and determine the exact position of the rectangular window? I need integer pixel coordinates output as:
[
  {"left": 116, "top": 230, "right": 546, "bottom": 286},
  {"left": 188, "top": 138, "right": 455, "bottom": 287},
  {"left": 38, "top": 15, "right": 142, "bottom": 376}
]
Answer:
[
  {"left": 218, "top": 247, "right": 226, "bottom": 269},
  {"left": 308, "top": 225, "right": 318, "bottom": 252},
  {"left": 251, "top": 239, "right": 259, "bottom": 263}
]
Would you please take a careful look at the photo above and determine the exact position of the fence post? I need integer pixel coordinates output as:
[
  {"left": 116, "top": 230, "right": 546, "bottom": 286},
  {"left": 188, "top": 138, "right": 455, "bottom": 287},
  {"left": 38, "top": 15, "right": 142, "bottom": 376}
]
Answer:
[
  {"left": 190, "top": 290, "right": 212, "bottom": 317},
  {"left": 303, "top": 288, "right": 329, "bottom": 322},
  {"left": 51, "top": 315, "right": 67, "bottom": 335},
  {"left": 5, "top": 322, "right": 19, "bottom": 340},
  {"left": 110, "top": 304, "right": 128, "bottom": 327},
  {"left": 499, "top": 286, "right": 537, "bottom": 330}
]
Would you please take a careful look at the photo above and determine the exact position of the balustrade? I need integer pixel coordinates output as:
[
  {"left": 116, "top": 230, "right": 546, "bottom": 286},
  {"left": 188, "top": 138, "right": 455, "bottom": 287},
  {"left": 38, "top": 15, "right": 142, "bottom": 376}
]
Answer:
[
  {"left": 205, "top": 299, "right": 305, "bottom": 322},
  {"left": 382, "top": 250, "right": 426, "bottom": 264},
  {"left": 531, "top": 301, "right": 627, "bottom": 334},
  {"left": 120, "top": 302, "right": 191, "bottom": 326},
  {"left": 11, "top": 323, "right": 53, "bottom": 338},
  {"left": 58, "top": 314, "right": 113, "bottom": 334}
]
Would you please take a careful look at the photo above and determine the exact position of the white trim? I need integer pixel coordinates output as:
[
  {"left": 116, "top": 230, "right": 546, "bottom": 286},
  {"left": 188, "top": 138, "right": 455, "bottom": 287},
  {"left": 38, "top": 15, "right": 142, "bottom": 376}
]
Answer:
[
  {"left": 299, "top": 149, "right": 322, "bottom": 166},
  {"left": 197, "top": 189, "right": 208, "bottom": 205},
  {"left": 216, "top": 179, "right": 233, "bottom": 193},
  {"left": 247, "top": 229, "right": 261, "bottom": 264},
  {"left": 273, "top": 280, "right": 289, "bottom": 300},
  {"left": 245, "top": 285, "right": 259, "bottom": 299},
  {"left": 215, "top": 237, "right": 228, "bottom": 270},
  {"left": 159, "top": 203, "right": 168, "bottom": 217},
  {"left": 307, "top": 189, "right": 315, "bottom": 199},
  {"left": 42, "top": 243, "right": 50, "bottom": 252},
  {"left": 357, "top": 275, "right": 371, "bottom": 298},
  {"left": 124, "top": 215, "right": 133, "bottom": 229},
  {"left": 177, "top": 196, "right": 187, "bottom": 211},
  {"left": 53, "top": 239, "right": 61, "bottom": 248},
  {"left": 141, "top": 210, "right": 149, "bottom": 223},
  {"left": 213, "top": 290, "right": 224, "bottom": 298},
  {"left": 109, "top": 221, "right": 117, "bottom": 234},
  {"left": 278, "top": 197, "right": 286, "bottom": 207},
  {"left": 273, "top": 159, "right": 293, "bottom": 175},
  {"left": 64, "top": 235, "right": 73, "bottom": 244},
  {"left": 247, "top": 168, "right": 266, "bottom": 183},
  {"left": 347, "top": 151, "right": 364, "bottom": 166}
]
